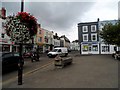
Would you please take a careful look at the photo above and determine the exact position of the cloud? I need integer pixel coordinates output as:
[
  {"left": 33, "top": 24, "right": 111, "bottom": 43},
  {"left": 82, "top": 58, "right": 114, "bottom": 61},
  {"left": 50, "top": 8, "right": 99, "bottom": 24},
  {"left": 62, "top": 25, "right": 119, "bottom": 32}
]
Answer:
[
  {"left": 25, "top": 2, "right": 94, "bottom": 32},
  {"left": 80, "top": 0, "right": 119, "bottom": 22},
  {"left": 2, "top": 1, "right": 118, "bottom": 42}
]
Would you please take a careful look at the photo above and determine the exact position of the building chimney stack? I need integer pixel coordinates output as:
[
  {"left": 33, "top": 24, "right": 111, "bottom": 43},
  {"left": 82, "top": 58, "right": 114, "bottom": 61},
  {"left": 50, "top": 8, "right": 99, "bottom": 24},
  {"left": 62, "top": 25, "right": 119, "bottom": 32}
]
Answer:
[
  {"left": 97, "top": 18, "right": 99, "bottom": 22},
  {"left": 1, "top": 7, "right": 6, "bottom": 19}
]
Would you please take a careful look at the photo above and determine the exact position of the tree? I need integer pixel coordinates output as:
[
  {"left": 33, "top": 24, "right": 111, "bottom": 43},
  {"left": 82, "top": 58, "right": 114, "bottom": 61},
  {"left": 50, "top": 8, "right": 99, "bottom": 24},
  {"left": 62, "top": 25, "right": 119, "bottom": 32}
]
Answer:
[{"left": 100, "top": 21, "right": 120, "bottom": 46}]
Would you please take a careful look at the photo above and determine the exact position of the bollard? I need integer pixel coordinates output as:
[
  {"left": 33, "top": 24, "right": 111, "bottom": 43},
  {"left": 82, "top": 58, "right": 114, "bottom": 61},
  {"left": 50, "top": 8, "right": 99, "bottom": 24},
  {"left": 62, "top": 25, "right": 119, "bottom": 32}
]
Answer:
[{"left": 18, "top": 63, "right": 23, "bottom": 85}]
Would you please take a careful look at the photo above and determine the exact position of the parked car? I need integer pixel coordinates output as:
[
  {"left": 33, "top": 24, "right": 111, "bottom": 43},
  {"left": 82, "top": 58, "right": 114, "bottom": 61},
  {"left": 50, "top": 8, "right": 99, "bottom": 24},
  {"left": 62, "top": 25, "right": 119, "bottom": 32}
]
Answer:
[
  {"left": 1, "top": 52, "right": 24, "bottom": 73},
  {"left": 23, "top": 52, "right": 32, "bottom": 58},
  {"left": 112, "top": 51, "right": 120, "bottom": 60},
  {"left": 47, "top": 47, "right": 68, "bottom": 58}
]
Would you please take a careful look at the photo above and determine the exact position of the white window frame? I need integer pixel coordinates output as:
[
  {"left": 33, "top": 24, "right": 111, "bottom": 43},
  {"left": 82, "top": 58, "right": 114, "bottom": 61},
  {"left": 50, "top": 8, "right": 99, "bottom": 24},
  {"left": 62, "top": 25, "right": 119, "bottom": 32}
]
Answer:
[
  {"left": 102, "top": 46, "right": 109, "bottom": 52},
  {"left": 91, "top": 33, "right": 97, "bottom": 41},
  {"left": 38, "top": 37, "right": 42, "bottom": 42},
  {"left": 83, "top": 34, "right": 88, "bottom": 41},
  {"left": 39, "top": 30, "right": 41, "bottom": 34},
  {"left": 82, "top": 26, "right": 88, "bottom": 32},
  {"left": 91, "top": 25, "right": 96, "bottom": 32}
]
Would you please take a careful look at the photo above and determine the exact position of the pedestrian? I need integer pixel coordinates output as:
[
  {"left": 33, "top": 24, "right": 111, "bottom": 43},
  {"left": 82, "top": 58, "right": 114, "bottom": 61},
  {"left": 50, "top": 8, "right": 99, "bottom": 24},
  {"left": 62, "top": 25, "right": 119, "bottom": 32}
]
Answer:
[{"left": 31, "top": 47, "right": 36, "bottom": 62}]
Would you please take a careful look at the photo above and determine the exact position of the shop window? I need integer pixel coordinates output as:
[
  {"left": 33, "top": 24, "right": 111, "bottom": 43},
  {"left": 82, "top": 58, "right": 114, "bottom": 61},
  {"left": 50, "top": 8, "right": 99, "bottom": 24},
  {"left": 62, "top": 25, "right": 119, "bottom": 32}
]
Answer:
[
  {"left": 102, "top": 46, "right": 109, "bottom": 52},
  {"left": 92, "top": 45, "right": 98, "bottom": 51},
  {"left": 82, "top": 45, "right": 88, "bottom": 52},
  {"left": 2, "top": 45, "right": 10, "bottom": 52},
  {"left": 38, "top": 37, "right": 42, "bottom": 42}
]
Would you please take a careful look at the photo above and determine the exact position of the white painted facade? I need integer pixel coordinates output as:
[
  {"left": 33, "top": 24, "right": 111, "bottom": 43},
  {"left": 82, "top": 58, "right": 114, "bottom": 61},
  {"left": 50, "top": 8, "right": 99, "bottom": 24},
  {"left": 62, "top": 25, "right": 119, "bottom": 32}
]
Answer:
[
  {"left": 70, "top": 42, "right": 80, "bottom": 51},
  {"left": 100, "top": 43, "right": 115, "bottom": 54},
  {"left": 54, "top": 39, "right": 60, "bottom": 48},
  {"left": 0, "top": 18, "right": 13, "bottom": 52}
]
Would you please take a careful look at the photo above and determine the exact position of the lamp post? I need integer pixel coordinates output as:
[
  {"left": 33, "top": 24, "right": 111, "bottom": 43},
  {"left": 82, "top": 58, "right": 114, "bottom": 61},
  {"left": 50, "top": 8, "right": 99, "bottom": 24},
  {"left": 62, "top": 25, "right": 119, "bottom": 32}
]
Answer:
[
  {"left": 21, "top": 0, "right": 24, "bottom": 12},
  {"left": 18, "top": 0, "right": 24, "bottom": 85}
]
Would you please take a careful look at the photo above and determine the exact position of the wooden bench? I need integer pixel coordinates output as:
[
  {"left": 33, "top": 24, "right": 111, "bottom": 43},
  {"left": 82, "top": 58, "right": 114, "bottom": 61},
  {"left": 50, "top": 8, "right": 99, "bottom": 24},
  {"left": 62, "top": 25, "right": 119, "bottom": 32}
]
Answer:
[{"left": 54, "top": 56, "right": 73, "bottom": 68}]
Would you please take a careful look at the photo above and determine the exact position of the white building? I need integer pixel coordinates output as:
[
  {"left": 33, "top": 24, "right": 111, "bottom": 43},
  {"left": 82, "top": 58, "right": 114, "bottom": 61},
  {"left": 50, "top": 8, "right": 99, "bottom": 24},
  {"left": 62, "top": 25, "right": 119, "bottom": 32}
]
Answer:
[
  {"left": 53, "top": 33, "right": 60, "bottom": 48},
  {"left": 99, "top": 20, "right": 118, "bottom": 54},
  {"left": 70, "top": 41, "right": 80, "bottom": 51},
  {"left": 0, "top": 17, "right": 13, "bottom": 52},
  {"left": 60, "top": 35, "right": 70, "bottom": 49},
  {"left": 43, "top": 29, "right": 54, "bottom": 52}
]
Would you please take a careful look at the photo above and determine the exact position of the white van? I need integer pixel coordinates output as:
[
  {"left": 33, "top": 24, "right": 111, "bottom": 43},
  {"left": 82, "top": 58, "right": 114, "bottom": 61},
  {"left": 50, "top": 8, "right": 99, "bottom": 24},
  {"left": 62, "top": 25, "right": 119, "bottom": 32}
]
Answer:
[{"left": 47, "top": 47, "right": 68, "bottom": 58}]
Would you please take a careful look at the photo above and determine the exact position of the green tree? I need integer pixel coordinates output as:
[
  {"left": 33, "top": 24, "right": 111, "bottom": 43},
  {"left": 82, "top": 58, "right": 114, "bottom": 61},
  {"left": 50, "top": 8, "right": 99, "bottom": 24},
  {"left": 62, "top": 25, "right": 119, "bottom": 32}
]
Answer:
[{"left": 100, "top": 21, "right": 120, "bottom": 46}]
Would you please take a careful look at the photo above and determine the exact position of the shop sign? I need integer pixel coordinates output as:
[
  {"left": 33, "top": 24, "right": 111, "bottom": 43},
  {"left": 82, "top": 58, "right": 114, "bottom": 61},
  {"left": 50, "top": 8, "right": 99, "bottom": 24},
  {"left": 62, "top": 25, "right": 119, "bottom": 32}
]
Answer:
[{"left": 0, "top": 38, "right": 12, "bottom": 44}]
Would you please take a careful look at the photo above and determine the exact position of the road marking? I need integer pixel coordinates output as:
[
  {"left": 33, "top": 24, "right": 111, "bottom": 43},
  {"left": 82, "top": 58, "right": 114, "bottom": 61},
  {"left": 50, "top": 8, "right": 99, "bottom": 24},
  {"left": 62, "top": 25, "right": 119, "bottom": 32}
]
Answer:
[{"left": 2, "top": 60, "right": 54, "bottom": 86}]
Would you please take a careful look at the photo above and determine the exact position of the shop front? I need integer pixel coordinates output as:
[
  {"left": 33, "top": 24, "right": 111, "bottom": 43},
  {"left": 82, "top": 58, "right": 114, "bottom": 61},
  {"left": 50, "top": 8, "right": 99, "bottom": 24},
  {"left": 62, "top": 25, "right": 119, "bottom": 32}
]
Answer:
[
  {"left": 81, "top": 42, "right": 99, "bottom": 54},
  {"left": 0, "top": 38, "right": 12, "bottom": 52}
]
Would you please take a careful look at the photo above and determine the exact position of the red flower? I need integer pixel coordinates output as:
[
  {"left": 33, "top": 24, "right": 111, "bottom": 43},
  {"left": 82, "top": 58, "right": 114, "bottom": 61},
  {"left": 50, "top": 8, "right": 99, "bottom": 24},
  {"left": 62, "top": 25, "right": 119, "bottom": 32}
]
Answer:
[{"left": 16, "top": 12, "right": 37, "bottom": 36}]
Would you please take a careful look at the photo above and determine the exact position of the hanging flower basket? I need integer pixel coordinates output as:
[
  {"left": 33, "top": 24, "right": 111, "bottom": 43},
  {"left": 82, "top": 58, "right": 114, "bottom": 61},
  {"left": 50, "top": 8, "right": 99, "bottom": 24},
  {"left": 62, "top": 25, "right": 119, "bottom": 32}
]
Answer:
[
  {"left": 4, "top": 12, "right": 38, "bottom": 44},
  {"left": 16, "top": 12, "right": 37, "bottom": 36}
]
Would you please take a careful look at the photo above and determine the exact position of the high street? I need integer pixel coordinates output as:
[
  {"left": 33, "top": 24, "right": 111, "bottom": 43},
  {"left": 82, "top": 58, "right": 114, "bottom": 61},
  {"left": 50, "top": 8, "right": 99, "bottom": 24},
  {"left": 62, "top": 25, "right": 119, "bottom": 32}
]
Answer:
[{"left": 2, "top": 51, "right": 118, "bottom": 88}]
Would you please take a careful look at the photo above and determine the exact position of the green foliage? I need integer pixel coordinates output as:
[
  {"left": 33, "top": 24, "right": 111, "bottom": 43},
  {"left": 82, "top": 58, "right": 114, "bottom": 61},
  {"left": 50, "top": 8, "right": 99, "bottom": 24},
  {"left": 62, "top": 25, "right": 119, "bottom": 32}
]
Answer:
[{"left": 100, "top": 21, "right": 120, "bottom": 46}]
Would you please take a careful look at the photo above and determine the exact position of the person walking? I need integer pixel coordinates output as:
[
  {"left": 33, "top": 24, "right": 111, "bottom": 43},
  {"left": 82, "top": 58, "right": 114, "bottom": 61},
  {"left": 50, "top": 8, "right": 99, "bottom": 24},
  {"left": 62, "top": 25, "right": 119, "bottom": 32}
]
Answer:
[{"left": 31, "top": 47, "right": 36, "bottom": 62}]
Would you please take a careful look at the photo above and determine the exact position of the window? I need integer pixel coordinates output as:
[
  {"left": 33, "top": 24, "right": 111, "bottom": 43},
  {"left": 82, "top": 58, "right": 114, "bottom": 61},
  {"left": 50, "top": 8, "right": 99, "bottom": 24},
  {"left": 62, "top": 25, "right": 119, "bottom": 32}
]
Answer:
[
  {"left": 82, "top": 45, "right": 88, "bottom": 52},
  {"left": 38, "top": 37, "right": 42, "bottom": 42},
  {"left": 83, "top": 34, "right": 88, "bottom": 41},
  {"left": 102, "top": 46, "right": 109, "bottom": 52},
  {"left": 39, "top": 30, "right": 41, "bottom": 34},
  {"left": 91, "top": 34, "right": 97, "bottom": 41},
  {"left": 58, "top": 49, "right": 61, "bottom": 52},
  {"left": 2, "top": 22, "right": 5, "bottom": 27},
  {"left": 82, "top": 26, "right": 88, "bottom": 32},
  {"left": 91, "top": 25, "right": 96, "bottom": 32},
  {"left": 92, "top": 45, "right": 98, "bottom": 51},
  {"left": 3, "top": 53, "right": 13, "bottom": 58},
  {"left": 46, "top": 32, "right": 48, "bottom": 36},
  {"left": 1, "top": 33, "right": 4, "bottom": 38}
]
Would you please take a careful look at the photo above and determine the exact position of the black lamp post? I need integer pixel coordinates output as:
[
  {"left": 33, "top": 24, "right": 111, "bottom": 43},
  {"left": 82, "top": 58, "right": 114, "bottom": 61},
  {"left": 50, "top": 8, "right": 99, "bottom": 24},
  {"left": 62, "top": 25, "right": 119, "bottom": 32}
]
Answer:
[
  {"left": 21, "top": 0, "right": 24, "bottom": 12},
  {"left": 18, "top": 0, "right": 24, "bottom": 85}
]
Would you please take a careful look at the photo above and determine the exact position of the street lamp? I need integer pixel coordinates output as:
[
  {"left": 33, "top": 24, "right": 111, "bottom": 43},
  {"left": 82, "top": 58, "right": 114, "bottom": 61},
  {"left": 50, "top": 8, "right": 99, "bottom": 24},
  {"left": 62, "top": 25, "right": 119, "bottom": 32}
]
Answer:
[
  {"left": 18, "top": 0, "right": 24, "bottom": 85},
  {"left": 21, "top": 0, "right": 24, "bottom": 12}
]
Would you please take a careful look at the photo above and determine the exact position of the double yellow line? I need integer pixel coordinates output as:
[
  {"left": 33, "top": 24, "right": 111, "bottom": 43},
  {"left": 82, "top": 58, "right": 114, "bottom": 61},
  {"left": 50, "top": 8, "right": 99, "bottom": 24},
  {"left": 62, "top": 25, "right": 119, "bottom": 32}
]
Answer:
[{"left": 2, "top": 60, "right": 53, "bottom": 86}]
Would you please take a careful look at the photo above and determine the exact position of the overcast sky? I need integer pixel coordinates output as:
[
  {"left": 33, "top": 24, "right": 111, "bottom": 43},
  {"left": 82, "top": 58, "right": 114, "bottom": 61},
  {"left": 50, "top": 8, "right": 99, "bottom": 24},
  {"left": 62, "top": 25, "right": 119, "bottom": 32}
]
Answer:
[{"left": 1, "top": 0, "right": 119, "bottom": 42}]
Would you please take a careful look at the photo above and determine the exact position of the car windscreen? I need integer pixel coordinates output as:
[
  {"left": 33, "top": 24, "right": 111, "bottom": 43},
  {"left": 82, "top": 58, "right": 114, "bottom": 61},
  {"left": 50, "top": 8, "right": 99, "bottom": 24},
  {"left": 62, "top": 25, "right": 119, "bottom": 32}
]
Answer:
[
  {"left": 14, "top": 53, "right": 20, "bottom": 56},
  {"left": 52, "top": 49, "right": 58, "bottom": 52}
]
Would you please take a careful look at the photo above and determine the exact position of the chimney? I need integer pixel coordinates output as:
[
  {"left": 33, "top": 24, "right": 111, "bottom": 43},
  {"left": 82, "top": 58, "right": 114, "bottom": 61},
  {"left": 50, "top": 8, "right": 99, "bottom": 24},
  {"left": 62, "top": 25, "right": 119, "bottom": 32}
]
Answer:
[
  {"left": 97, "top": 18, "right": 99, "bottom": 22},
  {"left": 38, "top": 24, "right": 41, "bottom": 28},
  {"left": 1, "top": 7, "right": 6, "bottom": 19}
]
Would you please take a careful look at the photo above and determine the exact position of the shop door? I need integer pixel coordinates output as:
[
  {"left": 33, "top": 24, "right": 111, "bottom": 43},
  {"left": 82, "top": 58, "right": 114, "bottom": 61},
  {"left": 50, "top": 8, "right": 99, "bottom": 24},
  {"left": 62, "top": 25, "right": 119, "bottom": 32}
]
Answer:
[{"left": 88, "top": 45, "right": 92, "bottom": 54}]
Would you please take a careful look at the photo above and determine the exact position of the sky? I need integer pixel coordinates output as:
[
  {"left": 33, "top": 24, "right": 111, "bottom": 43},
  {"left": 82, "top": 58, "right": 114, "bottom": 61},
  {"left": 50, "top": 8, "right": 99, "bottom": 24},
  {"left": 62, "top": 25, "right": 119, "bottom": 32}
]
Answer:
[{"left": 1, "top": 0, "right": 119, "bottom": 42}]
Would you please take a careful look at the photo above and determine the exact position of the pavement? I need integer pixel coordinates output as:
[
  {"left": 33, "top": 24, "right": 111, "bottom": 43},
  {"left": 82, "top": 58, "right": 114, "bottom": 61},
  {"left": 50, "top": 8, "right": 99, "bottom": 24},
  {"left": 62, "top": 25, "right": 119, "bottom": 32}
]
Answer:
[{"left": 2, "top": 53, "right": 119, "bottom": 88}]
